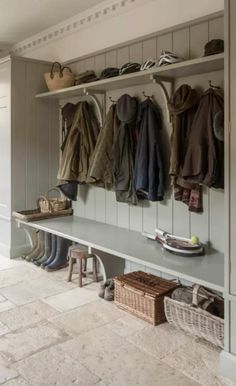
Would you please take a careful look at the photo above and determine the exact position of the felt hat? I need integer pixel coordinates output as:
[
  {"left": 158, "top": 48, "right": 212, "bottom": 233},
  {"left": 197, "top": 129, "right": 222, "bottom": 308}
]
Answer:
[
  {"left": 116, "top": 94, "right": 139, "bottom": 124},
  {"left": 204, "top": 39, "right": 224, "bottom": 56}
]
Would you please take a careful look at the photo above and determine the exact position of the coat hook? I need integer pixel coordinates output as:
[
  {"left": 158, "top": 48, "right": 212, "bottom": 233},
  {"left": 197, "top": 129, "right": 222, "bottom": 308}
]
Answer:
[
  {"left": 208, "top": 80, "right": 220, "bottom": 90},
  {"left": 142, "top": 91, "right": 153, "bottom": 99},
  {"left": 109, "top": 96, "right": 118, "bottom": 103}
]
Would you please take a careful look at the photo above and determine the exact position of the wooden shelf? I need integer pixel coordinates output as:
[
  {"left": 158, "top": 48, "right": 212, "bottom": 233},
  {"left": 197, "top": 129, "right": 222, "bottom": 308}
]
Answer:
[
  {"left": 17, "top": 216, "right": 224, "bottom": 292},
  {"left": 35, "top": 53, "right": 224, "bottom": 100}
]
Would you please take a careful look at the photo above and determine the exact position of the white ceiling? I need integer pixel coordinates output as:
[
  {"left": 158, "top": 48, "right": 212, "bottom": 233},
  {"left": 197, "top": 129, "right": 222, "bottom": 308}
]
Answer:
[{"left": 0, "top": 0, "right": 104, "bottom": 48}]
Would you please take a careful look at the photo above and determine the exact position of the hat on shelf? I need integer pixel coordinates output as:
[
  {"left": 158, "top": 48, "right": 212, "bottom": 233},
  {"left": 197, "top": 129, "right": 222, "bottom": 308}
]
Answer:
[
  {"left": 100, "top": 67, "right": 120, "bottom": 79},
  {"left": 158, "top": 50, "right": 184, "bottom": 66},
  {"left": 204, "top": 39, "right": 224, "bottom": 56},
  {"left": 119, "top": 62, "right": 141, "bottom": 75},
  {"left": 75, "top": 70, "right": 98, "bottom": 85}
]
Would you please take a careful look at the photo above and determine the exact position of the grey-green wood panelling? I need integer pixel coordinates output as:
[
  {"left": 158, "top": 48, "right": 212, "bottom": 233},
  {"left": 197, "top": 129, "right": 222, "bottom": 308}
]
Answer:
[{"left": 71, "top": 15, "right": 225, "bottom": 254}]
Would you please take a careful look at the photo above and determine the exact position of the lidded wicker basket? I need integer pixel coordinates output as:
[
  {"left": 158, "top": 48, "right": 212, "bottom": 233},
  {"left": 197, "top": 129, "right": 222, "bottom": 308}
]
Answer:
[{"left": 114, "top": 271, "right": 179, "bottom": 325}]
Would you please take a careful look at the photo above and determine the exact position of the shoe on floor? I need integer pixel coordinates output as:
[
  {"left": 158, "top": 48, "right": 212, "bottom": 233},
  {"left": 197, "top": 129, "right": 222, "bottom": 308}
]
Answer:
[{"left": 99, "top": 279, "right": 114, "bottom": 301}]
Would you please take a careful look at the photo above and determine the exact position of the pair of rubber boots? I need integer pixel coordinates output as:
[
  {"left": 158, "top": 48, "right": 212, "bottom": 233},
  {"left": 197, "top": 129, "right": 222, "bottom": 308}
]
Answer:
[
  {"left": 23, "top": 231, "right": 71, "bottom": 271},
  {"left": 98, "top": 279, "right": 114, "bottom": 301}
]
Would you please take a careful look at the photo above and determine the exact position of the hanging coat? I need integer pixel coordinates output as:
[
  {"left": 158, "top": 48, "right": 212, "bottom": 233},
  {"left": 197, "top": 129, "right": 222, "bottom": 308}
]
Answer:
[
  {"left": 57, "top": 101, "right": 100, "bottom": 183},
  {"left": 134, "top": 98, "right": 164, "bottom": 201},
  {"left": 113, "top": 94, "right": 139, "bottom": 204},
  {"left": 87, "top": 104, "right": 119, "bottom": 189},
  {"left": 182, "top": 88, "right": 224, "bottom": 188}
]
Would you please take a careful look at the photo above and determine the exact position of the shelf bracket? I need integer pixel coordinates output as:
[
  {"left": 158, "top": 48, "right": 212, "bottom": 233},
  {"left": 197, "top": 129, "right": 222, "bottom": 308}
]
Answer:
[
  {"left": 150, "top": 74, "right": 173, "bottom": 122},
  {"left": 83, "top": 88, "right": 106, "bottom": 127}
]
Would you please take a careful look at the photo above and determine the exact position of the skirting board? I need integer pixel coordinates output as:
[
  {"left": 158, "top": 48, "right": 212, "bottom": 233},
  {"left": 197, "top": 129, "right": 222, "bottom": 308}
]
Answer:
[
  {"left": 0, "top": 242, "right": 11, "bottom": 258},
  {"left": 220, "top": 351, "right": 236, "bottom": 382}
]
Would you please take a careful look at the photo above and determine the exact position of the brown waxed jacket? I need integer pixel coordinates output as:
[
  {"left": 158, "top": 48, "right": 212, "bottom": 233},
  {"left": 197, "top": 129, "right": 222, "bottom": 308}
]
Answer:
[
  {"left": 87, "top": 104, "right": 119, "bottom": 189},
  {"left": 182, "top": 88, "right": 224, "bottom": 188},
  {"left": 57, "top": 101, "right": 100, "bottom": 183},
  {"left": 168, "top": 84, "right": 199, "bottom": 189}
]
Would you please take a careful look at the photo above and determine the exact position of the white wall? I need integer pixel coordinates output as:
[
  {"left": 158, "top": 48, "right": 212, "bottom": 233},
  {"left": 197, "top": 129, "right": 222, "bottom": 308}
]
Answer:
[{"left": 17, "top": 0, "right": 224, "bottom": 62}]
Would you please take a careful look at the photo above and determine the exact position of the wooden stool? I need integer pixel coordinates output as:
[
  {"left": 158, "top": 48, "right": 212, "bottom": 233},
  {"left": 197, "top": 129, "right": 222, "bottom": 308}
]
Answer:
[{"left": 67, "top": 245, "right": 98, "bottom": 287}]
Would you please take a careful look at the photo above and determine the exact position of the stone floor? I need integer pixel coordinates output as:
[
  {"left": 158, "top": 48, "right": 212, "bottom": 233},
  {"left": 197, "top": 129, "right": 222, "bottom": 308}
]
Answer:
[{"left": 0, "top": 255, "right": 235, "bottom": 386}]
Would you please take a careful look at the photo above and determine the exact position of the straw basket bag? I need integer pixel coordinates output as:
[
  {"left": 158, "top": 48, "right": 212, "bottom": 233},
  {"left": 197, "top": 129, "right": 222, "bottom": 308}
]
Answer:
[
  {"left": 44, "top": 62, "right": 75, "bottom": 91},
  {"left": 38, "top": 188, "right": 68, "bottom": 214}
]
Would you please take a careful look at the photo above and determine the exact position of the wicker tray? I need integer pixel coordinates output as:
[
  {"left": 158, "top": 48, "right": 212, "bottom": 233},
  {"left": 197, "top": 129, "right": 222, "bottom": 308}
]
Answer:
[
  {"left": 12, "top": 207, "right": 73, "bottom": 222},
  {"left": 164, "top": 297, "right": 224, "bottom": 348},
  {"left": 114, "top": 271, "right": 179, "bottom": 325}
]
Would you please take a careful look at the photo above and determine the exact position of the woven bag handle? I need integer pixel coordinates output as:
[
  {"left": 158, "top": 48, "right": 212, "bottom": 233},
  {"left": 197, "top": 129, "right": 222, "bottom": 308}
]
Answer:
[
  {"left": 192, "top": 284, "right": 216, "bottom": 308},
  {"left": 61, "top": 66, "right": 72, "bottom": 74},
  {"left": 50, "top": 62, "right": 63, "bottom": 79},
  {"left": 45, "top": 188, "right": 64, "bottom": 200}
]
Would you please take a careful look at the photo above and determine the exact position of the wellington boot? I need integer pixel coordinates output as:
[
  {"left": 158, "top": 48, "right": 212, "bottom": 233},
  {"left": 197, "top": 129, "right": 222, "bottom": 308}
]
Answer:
[
  {"left": 21, "top": 230, "right": 38, "bottom": 259},
  {"left": 34, "top": 232, "right": 52, "bottom": 266},
  {"left": 32, "top": 232, "right": 46, "bottom": 262},
  {"left": 25, "top": 231, "right": 44, "bottom": 262},
  {"left": 45, "top": 237, "right": 72, "bottom": 272},
  {"left": 41, "top": 234, "right": 57, "bottom": 269}
]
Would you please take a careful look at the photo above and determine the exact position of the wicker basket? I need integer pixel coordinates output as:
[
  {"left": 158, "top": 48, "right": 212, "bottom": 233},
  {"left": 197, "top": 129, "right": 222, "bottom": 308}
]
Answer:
[
  {"left": 114, "top": 271, "right": 179, "bottom": 325},
  {"left": 164, "top": 297, "right": 224, "bottom": 348},
  {"left": 38, "top": 188, "right": 68, "bottom": 214},
  {"left": 44, "top": 62, "right": 75, "bottom": 91}
]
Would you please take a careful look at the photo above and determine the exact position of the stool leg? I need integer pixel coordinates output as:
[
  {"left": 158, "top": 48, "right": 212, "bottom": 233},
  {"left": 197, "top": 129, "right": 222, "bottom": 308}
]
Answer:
[
  {"left": 93, "top": 256, "right": 98, "bottom": 282},
  {"left": 67, "top": 257, "right": 73, "bottom": 282},
  {"left": 83, "top": 257, "right": 87, "bottom": 276},
  {"left": 77, "top": 257, "right": 83, "bottom": 288}
]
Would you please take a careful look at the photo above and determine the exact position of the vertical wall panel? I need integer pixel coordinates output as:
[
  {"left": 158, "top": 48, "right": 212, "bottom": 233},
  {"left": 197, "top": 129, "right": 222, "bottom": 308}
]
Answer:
[
  {"left": 129, "top": 42, "right": 143, "bottom": 62},
  {"left": 117, "top": 202, "right": 129, "bottom": 229},
  {"left": 209, "top": 16, "right": 224, "bottom": 40},
  {"left": 189, "top": 22, "right": 209, "bottom": 58},
  {"left": 105, "top": 50, "right": 117, "bottom": 67},
  {"left": 95, "top": 53, "right": 106, "bottom": 75},
  {"left": 142, "top": 201, "right": 157, "bottom": 234},
  {"left": 105, "top": 190, "right": 117, "bottom": 225},
  {"left": 173, "top": 28, "right": 190, "bottom": 59},
  {"left": 95, "top": 188, "right": 106, "bottom": 222},
  {"left": 209, "top": 189, "right": 224, "bottom": 252},
  {"left": 129, "top": 203, "right": 143, "bottom": 232},
  {"left": 117, "top": 46, "right": 129, "bottom": 67},
  {"left": 157, "top": 33, "right": 173, "bottom": 58},
  {"left": 142, "top": 38, "right": 157, "bottom": 61}
]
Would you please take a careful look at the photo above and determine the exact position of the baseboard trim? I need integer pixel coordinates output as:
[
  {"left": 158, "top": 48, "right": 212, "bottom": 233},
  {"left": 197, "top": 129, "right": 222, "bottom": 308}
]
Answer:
[
  {"left": 0, "top": 242, "right": 11, "bottom": 258},
  {"left": 220, "top": 351, "right": 236, "bottom": 382}
]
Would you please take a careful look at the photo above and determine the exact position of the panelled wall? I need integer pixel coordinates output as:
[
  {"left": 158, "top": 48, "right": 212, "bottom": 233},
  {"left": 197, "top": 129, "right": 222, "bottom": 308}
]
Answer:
[{"left": 65, "top": 13, "right": 225, "bottom": 256}]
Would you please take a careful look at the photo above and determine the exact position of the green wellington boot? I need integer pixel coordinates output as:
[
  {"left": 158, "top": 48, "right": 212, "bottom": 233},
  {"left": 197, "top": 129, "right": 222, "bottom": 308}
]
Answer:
[
  {"left": 34, "top": 232, "right": 52, "bottom": 266},
  {"left": 21, "top": 229, "right": 38, "bottom": 259},
  {"left": 25, "top": 231, "right": 44, "bottom": 262}
]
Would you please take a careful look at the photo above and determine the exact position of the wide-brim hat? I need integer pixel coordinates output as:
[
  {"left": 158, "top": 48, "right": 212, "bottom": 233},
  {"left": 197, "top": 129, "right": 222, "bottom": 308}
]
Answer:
[{"left": 204, "top": 39, "right": 224, "bottom": 56}]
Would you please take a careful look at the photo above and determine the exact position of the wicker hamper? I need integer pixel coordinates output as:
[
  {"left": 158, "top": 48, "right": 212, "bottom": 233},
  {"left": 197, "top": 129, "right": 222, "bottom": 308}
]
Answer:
[
  {"left": 114, "top": 271, "right": 179, "bottom": 325},
  {"left": 164, "top": 297, "right": 224, "bottom": 348}
]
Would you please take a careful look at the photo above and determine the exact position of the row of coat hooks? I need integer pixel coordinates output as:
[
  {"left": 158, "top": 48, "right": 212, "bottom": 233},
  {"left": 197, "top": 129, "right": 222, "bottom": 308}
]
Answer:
[{"left": 109, "top": 91, "right": 153, "bottom": 104}]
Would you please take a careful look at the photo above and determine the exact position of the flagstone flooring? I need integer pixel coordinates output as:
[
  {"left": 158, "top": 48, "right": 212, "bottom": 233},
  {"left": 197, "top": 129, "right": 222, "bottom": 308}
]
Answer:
[{"left": 0, "top": 255, "right": 235, "bottom": 386}]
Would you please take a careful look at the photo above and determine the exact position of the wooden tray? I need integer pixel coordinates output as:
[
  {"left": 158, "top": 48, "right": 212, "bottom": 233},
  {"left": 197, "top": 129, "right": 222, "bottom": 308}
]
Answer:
[{"left": 12, "top": 208, "right": 73, "bottom": 222}]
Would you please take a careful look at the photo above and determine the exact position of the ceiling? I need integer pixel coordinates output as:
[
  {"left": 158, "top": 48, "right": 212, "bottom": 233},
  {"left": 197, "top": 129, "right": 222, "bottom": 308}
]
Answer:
[{"left": 0, "top": 0, "right": 105, "bottom": 49}]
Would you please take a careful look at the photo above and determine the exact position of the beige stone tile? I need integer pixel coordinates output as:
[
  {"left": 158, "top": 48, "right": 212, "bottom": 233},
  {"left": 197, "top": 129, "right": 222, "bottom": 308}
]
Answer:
[
  {"left": 0, "top": 266, "right": 38, "bottom": 289},
  {"left": 0, "top": 277, "right": 68, "bottom": 306},
  {"left": 0, "top": 321, "right": 68, "bottom": 361},
  {"left": 2, "top": 377, "right": 30, "bottom": 385},
  {"left": 14, "top": 345, "right": 99, "bottom": 386},
  {"left": 162, "top": 340, "right": 236, "bottom": 386},
  {"left": 0, "top": 353, "right": 19, "bottom": 384},
  {"left": 94, "top": 382, "right": 109, "bottom": 386},
  {"left": 43, "top": 286, "right": 99, "bottom": 312},
  {"left": 0, "top": 257, "right": 24, "bottom": 271},
  {"left": 0, "top": 300, "right": 15, "bottom": 313},
  {"left": 0, "top": 295, "right": 6, "bottom": 302},
  {"left": 0, "top": 321, "right": 9, "bottom": 336},
  {"left": 60, "top": 326, "right": 201, "bottom": 386},
  {"left": 105, "top": 312, "right": 148, "bottom": 337},
  {"left": 127, "top": 322, "right": 195, "bottom": 359},
  {"left": 51, "top": 300, "right": 124, "bottom": 336},
  {"left": 0, "top": 300, "right": 59, "bottom": 331}
]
